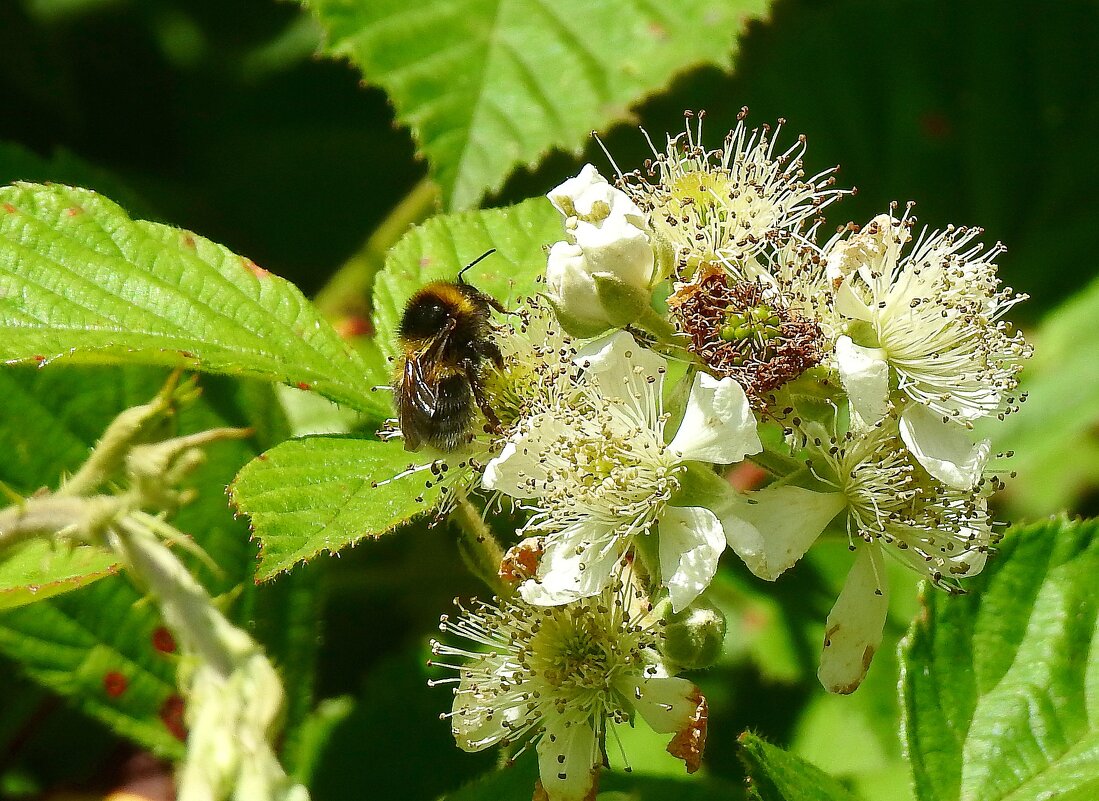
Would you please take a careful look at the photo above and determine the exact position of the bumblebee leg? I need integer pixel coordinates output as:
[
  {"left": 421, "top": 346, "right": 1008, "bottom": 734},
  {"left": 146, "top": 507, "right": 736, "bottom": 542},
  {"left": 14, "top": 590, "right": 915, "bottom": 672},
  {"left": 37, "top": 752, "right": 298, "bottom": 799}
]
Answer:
[
  {"left": 484, "top": 294, "right": 509, "bottom": 315},
  {"left": 463, "top": 358, "right": 502, "bottom": 433},
  {"left": 480, "top": 339, "right": 505, "bottom": 371}
]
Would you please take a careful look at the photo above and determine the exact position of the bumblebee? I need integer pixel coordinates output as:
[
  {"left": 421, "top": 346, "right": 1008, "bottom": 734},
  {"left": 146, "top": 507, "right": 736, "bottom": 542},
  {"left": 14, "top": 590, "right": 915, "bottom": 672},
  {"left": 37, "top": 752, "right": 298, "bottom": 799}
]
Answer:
[{"left": 394, "top": 250, "right": 506, "bottom": 452}]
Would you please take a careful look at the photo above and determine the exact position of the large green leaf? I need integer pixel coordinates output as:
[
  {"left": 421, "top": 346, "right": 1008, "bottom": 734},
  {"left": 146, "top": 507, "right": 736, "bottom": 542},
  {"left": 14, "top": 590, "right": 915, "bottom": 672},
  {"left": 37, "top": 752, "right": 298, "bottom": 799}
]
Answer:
[
  {"left": 738, "top": 731, "right": 862, "bottom": 801},
  {"left": 901, "top": 518, "right": 1099, "bottom": 801},
  {"left": 0, "top": 183, "right": 386, "bottom": 417},
  {"left": 305, "top": 0, "right": 771, "bottom": 209},
  {"left": 372, "top": 195, "right": 560, "bottom": 362},
  {"left": 230, "top": 436, "right": 442, "bottom": 580}
]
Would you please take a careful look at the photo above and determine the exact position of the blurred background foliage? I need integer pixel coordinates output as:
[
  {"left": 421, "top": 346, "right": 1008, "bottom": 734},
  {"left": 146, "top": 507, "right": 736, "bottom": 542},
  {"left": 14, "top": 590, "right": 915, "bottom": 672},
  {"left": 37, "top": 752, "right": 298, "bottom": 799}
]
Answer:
[{"left": 0, "top": 0, "right": 1096, "bottom": 799}]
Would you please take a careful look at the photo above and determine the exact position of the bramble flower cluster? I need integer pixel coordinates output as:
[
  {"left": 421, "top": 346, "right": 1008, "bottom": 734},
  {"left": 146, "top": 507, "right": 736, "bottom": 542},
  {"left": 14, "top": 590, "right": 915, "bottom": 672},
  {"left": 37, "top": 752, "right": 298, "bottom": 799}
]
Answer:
[{"left": 404, "top": 109, "right": 1030, "bottom": 798}]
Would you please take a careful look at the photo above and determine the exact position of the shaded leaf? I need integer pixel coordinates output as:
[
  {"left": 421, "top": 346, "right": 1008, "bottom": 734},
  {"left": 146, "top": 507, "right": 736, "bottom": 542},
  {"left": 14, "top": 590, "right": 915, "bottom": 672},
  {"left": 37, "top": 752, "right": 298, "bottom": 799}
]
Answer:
[
  {"left": 230, "top": 436, "right": 441, "bottom": 580},
  {"left": 306, "top": 0, "right": 771, "bottom": 209},
  {"left": 0, "top": 183, "right": 386, "bottom": 417},
  {"left": 902, "top": 517, "right": 1099, "bottom": 801}
]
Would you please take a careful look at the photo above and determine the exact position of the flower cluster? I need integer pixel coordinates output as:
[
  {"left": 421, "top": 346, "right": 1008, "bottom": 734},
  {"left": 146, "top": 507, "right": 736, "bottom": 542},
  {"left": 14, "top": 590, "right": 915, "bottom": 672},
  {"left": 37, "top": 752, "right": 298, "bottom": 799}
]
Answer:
[{"left": 407, "top": 110, "right": 1030, "bottom": 798}]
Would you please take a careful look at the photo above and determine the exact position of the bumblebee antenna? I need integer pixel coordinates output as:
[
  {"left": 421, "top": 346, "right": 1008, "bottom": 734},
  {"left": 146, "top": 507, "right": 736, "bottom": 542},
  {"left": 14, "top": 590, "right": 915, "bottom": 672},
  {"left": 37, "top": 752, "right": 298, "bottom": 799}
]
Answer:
[{"left": 457, "top": 249, "right": 497, "bottom": 283}]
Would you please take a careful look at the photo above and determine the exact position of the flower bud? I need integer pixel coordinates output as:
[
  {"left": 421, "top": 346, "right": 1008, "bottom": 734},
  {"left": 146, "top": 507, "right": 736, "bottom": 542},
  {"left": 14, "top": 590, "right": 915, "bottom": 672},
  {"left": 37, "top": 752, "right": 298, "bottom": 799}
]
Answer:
[
  {"left": 545, "top": 165, "right": 656, "bottom": 333},
  {"left": 661, "top": 595, "right": 727, "bottom": 670}
]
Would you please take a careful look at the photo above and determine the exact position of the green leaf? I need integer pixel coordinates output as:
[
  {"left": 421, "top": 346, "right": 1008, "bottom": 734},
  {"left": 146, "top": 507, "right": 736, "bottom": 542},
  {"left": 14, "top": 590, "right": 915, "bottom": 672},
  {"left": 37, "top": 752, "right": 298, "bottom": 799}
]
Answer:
[
  {"left": 372, "top": 195, "right": 561, "bottom": 363},
  {"left": 901, "top": 517, "right": 1099, "bottom": 801},
  {"left": 230, "top": 436, "right": 442, "bottom": 580},
  {"left": 0, "top": 540, "right": 118, "bottom": 610},
  {"left": 738, "top": 731, "right": 863, "bottom": 801},
  {"left": 0, "top": 183, "right": 386, "bottom": 417},
  {"left": 305, "top": 0, "right": 771, "bottom": 209},
  {"left": 976, "top": 275, "right": 1099, "bottom": 517}
]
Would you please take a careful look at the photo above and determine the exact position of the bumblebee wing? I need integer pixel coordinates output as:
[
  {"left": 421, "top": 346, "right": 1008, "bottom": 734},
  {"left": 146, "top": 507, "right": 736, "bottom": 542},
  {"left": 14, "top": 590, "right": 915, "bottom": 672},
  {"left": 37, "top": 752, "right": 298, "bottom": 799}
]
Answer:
[{"left": 404, "top": 354, "right": 440, "bottom": 416}]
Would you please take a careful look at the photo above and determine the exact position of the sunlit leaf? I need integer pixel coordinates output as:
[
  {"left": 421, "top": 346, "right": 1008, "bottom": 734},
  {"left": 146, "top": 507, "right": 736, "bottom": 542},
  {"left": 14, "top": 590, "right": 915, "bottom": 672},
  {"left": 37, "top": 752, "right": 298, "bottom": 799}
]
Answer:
[
  {"left": 230, "top": 436, "right": 441, "bottom": 580},
  {"left": 305, "top": 0, "right": 771, "bottom": 209},
  {"left": 0, "top": 183, "right": 386, "bottom": 417},
  {"left": 902, "top": 517, "right": 1099, "bottom": 801}
]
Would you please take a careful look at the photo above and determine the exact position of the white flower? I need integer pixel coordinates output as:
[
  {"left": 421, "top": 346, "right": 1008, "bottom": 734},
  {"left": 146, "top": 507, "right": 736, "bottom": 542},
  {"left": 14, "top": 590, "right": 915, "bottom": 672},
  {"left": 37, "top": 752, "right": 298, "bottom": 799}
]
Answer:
[
  {"left": 721, "top": 419, "right": 995, "bottom": 693},
  {"left": 430, "top": 580, "right": 708, "bottom": 801},
  {"left": 483, "top": 331, "right": 761, "bottom": 611},
  {"left": 546, "top": 165, "right": 655, "bottom": 331},
  {"left": 624, "top": 112, "right": 845, "bottom": 274},
  {"left": 828, "top": 213, "right": 1030, "bottom": 487}
]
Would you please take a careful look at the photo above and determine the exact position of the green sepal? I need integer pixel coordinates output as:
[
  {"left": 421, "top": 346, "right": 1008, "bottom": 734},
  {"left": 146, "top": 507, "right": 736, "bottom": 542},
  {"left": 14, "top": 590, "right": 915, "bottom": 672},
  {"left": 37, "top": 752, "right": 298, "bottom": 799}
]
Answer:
[
  {"left": 661, "top": 593, "right": 728, "bottom": 670},
  {"left": 671, "top": 462, "right": 738, "bottom": 515},
  {"left": 592, "top": 271, "right": 652, "bottom": 328},
  {"left": 541, "top": 294, "right": 613, "bottom": 339}
]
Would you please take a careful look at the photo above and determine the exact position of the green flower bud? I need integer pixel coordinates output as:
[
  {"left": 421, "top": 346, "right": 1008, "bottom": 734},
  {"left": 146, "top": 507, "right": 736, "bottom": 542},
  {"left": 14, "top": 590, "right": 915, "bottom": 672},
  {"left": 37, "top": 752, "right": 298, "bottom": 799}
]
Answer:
[{"left": 661, "top": 595, "right": 727, "bottom": 670}]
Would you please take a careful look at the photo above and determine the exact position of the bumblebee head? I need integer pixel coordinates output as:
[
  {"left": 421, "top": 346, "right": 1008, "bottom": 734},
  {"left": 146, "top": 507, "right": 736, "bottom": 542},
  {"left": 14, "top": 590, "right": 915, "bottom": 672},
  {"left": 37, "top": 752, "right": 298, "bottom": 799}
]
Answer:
[{"left": 399, "top": 284, "right": 466, "bottom": 343}]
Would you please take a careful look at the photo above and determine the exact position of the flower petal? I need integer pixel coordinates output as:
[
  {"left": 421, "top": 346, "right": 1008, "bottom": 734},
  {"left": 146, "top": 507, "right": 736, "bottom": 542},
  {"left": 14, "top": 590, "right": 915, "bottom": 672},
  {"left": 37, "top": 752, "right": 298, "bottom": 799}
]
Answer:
[
  {"left": 817, "top": 543, "right": 889, "bottom": 694},
  {"left": 536, "top": 715, "right": 598, "bottom": 801},
  {"left": 835, "top": 335, "right": 890, "bottom": 427},
  {"left": 899, "top": 404, "right": 991, "bottom": 489},
  {"left": 658, "top": 506, "right": 726, "bottom": 612},
  {"left": 546, "top": 241, "right": 606, "bottom": 326},
  {"left": 547, "top": 163, "right": 644, "bottom": 223},
  {"left": 668, "top": 373, "right": 761, "bottom": 464},
  {"left": 721, "top": 486, "right": 845, "bottom": 580},
  {"left": 569, "top": 215, "right": 654, "bottom": 289},
  {"left": 835, "top": 275, "right": 874, "bottom": 321},
  {"left": 613, "top": 675, "right": 700, "bottom": 734},
  {"left": 481, "top": 415, "right": 560, "bottom": 498},
  {"left": 574, "top": 331, "right": 667, "bottom": 415},
  {"left": 519, "top": 529, "right": 623, "bottom": 606}
]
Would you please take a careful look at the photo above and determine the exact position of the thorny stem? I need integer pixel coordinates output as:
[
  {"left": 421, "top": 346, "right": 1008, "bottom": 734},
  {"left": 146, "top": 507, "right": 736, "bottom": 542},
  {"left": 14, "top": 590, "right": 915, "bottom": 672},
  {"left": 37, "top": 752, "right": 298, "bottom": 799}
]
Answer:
[
  {"left": 110, "top": 519, "right": 248, "bottom": 678},
  {"left": 451, "top": 497, "right": 509, "bottom": 596},
  {"left": 312, "top": 179, "right": 440, "bottom": 318},
  {"left": 57, "top": 369, "right": 194, "bottom": 499},
  {"left": 0, "top": 495, "right": 115, "bottom": 553}
]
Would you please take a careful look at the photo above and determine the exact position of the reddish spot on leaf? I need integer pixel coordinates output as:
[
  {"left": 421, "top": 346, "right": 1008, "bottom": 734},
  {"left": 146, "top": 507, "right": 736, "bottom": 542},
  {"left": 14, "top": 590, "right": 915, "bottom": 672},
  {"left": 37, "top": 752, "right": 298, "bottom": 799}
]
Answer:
[
  {"left": 243, "top": 258, "right": 270, "bottom": 278},
  {"left": 2, "top": 203, "right": 15, "bottom": 214},
  {"left": 647, "top": 21, "right": 669, "bottom": 40},
  {"left": 65, "top": 206, "right": 82, "bottom": 217},
  {"left": 152, "top": 626, "right": 177, "bottom": 654},
  {"left": 256, "top": 453, "right": 268, "bottom": 461},
  {"left": 159, "top": 694, "right": 187, "bottom": 741},
  {"left": 182, "top": 233, "right": 196, "bottom": 248},
  {"left": 33, "top": 355, "right": 46, "bottom": 363},
  {"left": 335, "top": 315, "right": 374, "bottom": 339},
  {"left": 103, "top": 671, "right": 128, "bottom": 698},
  {"left": 297, "top": 382, "right": 311, "bottom": 391},
  {"left": 418, "top": 257, "right": 432, "bottom": 267}
]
